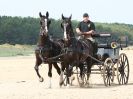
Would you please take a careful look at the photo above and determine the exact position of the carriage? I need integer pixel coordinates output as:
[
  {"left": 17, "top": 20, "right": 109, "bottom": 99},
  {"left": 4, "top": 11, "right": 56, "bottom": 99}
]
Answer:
[
  {"left": 35, "top": 12, "right": 129, "bottom": 88},
  {"left": 61, "top": 33, "right": 129, "bottom": 87}
]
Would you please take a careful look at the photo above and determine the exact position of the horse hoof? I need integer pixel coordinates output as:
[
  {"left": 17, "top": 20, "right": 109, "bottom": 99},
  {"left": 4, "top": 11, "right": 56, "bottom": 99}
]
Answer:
[
  {"left": 39, "top": 77, "right": 44, "bottom": 82},
  {"left": 71, "top": 76, "right": 75, "bottom": 81},
  {"left": 59, "top": 81, "right": 64, "bottom": 86},
  {"left": 85, "top": 80, "right": 90, "bottom": 87},
  {"left": 49, "top": 85, "right": 52, "bottom": 88},
  {"left": 79, "top": 77, "right": 83, "bottom": 83},
  {"left": 86, "top": 80, "right": 90, "bottom": 85},
  {"left": 79, "top": 81, "right": 84, "bottom": 87},
  {"left": 66, "top": 84, "right": 70, "bottom": 88}
]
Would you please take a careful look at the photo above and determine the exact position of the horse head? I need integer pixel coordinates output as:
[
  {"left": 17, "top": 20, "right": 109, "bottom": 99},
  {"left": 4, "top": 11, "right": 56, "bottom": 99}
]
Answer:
[
  {"left": 39, "top": 11, "right": 51, "bottom": 36},
  {"left": 61, "top": 14, "right": 73, "bottom": 41}
]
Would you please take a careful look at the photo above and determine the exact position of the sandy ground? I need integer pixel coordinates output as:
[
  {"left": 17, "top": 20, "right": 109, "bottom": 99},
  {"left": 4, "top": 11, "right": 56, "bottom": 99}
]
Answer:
[{"left": 0, "top": 50, "right": 133, "bottom": 99}]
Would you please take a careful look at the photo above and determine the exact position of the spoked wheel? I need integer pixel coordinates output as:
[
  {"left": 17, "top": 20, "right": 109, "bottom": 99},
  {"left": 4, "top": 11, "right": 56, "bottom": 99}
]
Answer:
[
  {"left": 77, "top": 62, "right": 88, "bottom": 87},
  {"left": 117, "top": 53, "right": 129, "bottom": 85},
  {"left": 103, "top": 58, "right": 115, "bottom": 86}
]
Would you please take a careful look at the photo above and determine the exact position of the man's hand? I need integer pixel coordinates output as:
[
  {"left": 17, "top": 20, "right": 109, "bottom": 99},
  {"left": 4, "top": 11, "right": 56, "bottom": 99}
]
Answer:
[
  {"left": 76, "top": 28, "right": 83, "bottom": 36},
  {"left": 78, "top": 32, "right": 90, "bottom": 35},
  {"left": 84, "top": 30, "right": 94, "bottom": 35},
  {"left": 81, "top": 32, "right": 86, "bottom": 35},
  {"left": 80, "top": 32, "right": 90, "bottom": 35},
  {"left": 78, "top": 32, "right": 86, "bottom": 35},
  {"left": 76, "top": 28, "right": 95, "bottom": 36}
]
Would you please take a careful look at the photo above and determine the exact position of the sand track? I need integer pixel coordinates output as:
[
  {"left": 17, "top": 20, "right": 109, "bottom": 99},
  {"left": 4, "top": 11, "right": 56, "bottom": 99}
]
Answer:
[{"left": 0, "top": 50, "right": 133, "bottom": 99}]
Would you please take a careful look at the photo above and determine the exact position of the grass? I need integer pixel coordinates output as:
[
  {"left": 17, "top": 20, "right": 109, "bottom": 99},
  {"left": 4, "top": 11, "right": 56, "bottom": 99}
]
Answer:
[
  {"left": 0, "top": 44, "right": 35, "bottom": 57},
  {"left": 0, "top": 43, "right": 132, "bottom": 57}
]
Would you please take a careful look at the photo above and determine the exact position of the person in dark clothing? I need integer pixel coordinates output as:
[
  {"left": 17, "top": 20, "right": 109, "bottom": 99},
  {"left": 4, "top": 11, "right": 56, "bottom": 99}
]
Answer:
[{"left": 76, "top": 13, "right": 97, "bottom": 54}]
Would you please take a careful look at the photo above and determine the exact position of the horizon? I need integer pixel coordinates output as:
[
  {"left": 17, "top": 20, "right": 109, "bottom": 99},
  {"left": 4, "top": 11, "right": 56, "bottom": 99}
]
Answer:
[{"left": 0, "top": 15, "right": 132, "bottom": 25}]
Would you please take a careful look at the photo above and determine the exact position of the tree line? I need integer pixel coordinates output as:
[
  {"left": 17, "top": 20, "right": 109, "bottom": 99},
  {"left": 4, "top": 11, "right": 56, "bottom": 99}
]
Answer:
[{"left": 0, "top": 16, "right": 133, "bottom": 45}]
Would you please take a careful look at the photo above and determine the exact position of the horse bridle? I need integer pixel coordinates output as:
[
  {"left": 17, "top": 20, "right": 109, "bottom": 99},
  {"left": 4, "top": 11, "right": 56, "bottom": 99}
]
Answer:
[
  {"left": 40, "top": 18, "right": 48, "bottom": 36},
  {"left": 62, "top": 21, "right": 73, "bottom": 41},
  {"left": 63, "top": 23, "right": 69, "bottom": 39}
]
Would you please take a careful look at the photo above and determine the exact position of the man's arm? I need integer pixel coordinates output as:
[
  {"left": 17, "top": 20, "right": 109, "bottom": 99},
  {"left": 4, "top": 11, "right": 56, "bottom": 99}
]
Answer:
[
  {"left": 76, "top": 28, "right": 82, "bottom": 35},
  {"left": 76, "top": 28, "right": 94, "bottom": 35},
  {"left": 76, "top": 22, "right": 86, "bottom": 35},
  {"left": 83, "top": 30, "right": 95, "bottom": 35}
]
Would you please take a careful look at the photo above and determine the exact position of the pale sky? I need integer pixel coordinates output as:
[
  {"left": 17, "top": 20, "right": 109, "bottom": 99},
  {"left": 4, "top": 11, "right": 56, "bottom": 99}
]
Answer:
[{"left": 0, "top": 0, "right": 133, "bottom": 24}]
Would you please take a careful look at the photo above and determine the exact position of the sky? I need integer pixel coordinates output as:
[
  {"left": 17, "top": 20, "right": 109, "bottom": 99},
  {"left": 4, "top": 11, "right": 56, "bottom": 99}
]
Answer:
[{"left": 0, "top": 0, "right": 133, "bottom": 24}]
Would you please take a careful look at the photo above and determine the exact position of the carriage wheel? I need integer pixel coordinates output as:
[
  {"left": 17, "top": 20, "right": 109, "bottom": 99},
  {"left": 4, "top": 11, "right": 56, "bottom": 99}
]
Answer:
[
  {"left": 117, "top": 53, "right": 129, "bottom": 85},
  {"left": 103, "top": 58, "right": 115, "bottom": 86},
  {"left": 77, "top": 64, "right": 87, "bottom": 87}
]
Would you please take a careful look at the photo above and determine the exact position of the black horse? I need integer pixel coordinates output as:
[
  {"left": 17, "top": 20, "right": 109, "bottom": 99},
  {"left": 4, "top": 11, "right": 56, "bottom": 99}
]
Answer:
[
  {"left": 34, "top": 12, "right": 61, "bottom": 88},
  {"left": 59, "top": 14, "right": 94, "bottom": 87}
]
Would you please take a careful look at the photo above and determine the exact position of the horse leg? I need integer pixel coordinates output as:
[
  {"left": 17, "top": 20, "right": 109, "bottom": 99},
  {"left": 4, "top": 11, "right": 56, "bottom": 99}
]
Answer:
[
  {"left": 68, "top": 64, "right": 74, "bottom": 86},
  {"left": 34, "top": 53, "right": 43, "bottom": 82},
  {"left": 66, "top": 64, "right": 72, "bottom": 87},
  {"left": 86, "top": 58, "right": 92, "bottom": 85},
  {"left": 53, "top": 62, "right": 61, "bottom": 75},
  {"left": 59, "top": 62, "right": 65, "bottom": 86},
  {"left": 66, "top": 67, "right": 70, "bottom": 87},
  {"left": 78, "top": 63, "right": 84, "bottom": 84},
  {"left": 48, "top": 63, "right": 52, "bottom": 88}
]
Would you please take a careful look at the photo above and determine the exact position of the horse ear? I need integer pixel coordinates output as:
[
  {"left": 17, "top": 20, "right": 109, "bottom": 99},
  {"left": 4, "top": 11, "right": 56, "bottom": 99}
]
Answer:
[
  {"left": 39, "top": 12, "right": 42, "bottom": 17},
  {"left": 46, "top": 11, "right": 49, "bottom": 18},
  {"left": 62, "top": 14, "right": 65, "bottom": 20},
  {"left": 69, "top": 14, "right": 72, "bottom": 19}
]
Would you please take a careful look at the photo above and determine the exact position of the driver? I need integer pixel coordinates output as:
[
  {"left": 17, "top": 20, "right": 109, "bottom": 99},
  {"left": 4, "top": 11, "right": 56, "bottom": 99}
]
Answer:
[{"left": 76, "top": 13, "right": 97, "bottom": 55}]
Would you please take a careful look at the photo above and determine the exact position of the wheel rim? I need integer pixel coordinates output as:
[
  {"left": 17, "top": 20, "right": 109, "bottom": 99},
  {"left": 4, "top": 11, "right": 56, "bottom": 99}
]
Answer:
[
  {"left": 103, "top": 58, "right": 114, "bottom": 86},
  {"left": 117, "top": 53, "right": 129, "bottom": 85}
]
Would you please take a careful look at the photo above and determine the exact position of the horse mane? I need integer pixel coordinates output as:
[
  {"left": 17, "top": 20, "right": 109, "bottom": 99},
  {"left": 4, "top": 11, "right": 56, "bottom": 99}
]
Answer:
[
  {"left": 68, "top": 23, "right": 75, "bottom": 38},
  {"left": 67, "top": 23, "right": 79, "bottom": 48}
]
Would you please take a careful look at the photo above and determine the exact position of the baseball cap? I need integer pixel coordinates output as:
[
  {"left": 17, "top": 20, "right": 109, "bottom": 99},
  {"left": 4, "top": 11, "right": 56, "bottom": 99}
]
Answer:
[{"left": 83, "top": 13, "right": 89, "bottom": 17}]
